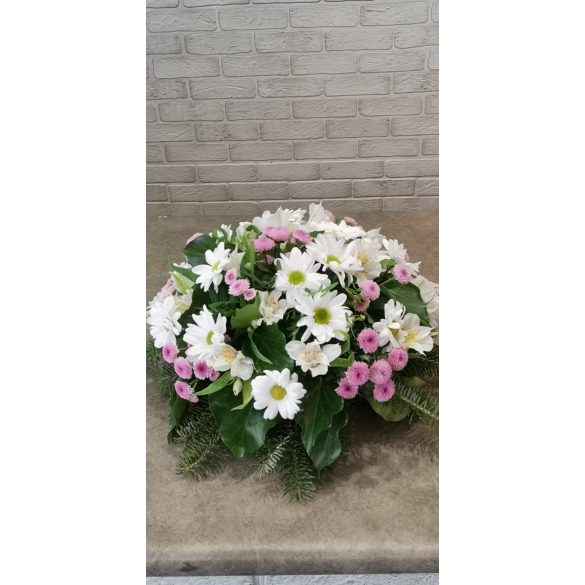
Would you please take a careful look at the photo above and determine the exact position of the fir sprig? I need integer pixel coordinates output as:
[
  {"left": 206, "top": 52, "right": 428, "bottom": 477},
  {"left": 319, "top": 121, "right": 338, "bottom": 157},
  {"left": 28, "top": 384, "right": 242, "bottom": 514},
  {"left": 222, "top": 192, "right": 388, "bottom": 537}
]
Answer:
[
  {"left": 281, "top": 430, "right": 318, "bottom": 503},
  {"left": 394, "top": 377, "right": 439, "bottom": 425}
]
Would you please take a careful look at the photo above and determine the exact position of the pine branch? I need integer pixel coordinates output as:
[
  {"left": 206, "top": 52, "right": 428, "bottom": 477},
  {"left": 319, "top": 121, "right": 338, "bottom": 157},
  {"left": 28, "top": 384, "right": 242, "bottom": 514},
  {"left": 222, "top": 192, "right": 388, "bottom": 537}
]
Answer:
[
  {"left": 146, "top": 340, "right": 160, "bottom": 366},
  {"left": 146, "top": 341, "right": 177, "bottom": 398},
  {"left": 394, "top": 377, "right": 439, "bottom": 425},
  {"left": 281, "top": 429, "right": 318, "bottom": 503},
  {"left": 403, "top": 345, "right": 439, "bottom": 379},
  {"left": 254, "top": 427, "right": 293, "bottom": 479}
]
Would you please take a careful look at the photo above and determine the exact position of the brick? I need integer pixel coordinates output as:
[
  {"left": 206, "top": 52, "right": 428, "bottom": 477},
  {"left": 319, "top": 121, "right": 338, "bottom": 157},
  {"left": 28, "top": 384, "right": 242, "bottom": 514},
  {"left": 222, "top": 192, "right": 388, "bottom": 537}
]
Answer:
[
  {"left": 147, "top": 0, "right": 178, "bottom": 6},
  {"left": 146, "top": 34, "right": 182, "bottom": 54},
  {"left": 394, "top": 72, "right": 439, "bottom": 93},
  {"left": 286, "top": 197, "right": 383, "bottom": 214},
  {"left": 429, "top": 47, "right": 439, "bottom": 70},
  {"left": 255, "top": 31, "right": 322, "bottom": 53},
  {"left": 223, "top": 54, "right": 289, "bottom": 76},
  {"left": 258, "top": 162, "right": 320, "bottom": 181},
  {"left": 226, "top": 99, "right": 290, "bottom": 120},
  {"left": 294, "top": 140, "right": 357, "bottom": 159},
  {"left": 146, "top": 10, "right": 217, "bottom": 32},
  {"left": 253, "top": 0, "right": 318, "bottom": 3},
  {"left": 260, "top": 120, "right": 325, "bottom": 140},
  {"left": 416, "top": 177, "right": 439, "bottom": 196},
  {"left": 185, "top": 0, "right": 248, "bottom": 5},
  {"left": 391, "top": 115, "right": 439, "bottom": 136},
  {"left": 146, "top": 62, "right": 151, "bottom": 79},
  {"left": 395, "top": 26, "right": 439, "bottom": 48},
  {"left": 196, "top": 122, "right": 259, "bottom": 141},
  {"left": 169, "top": 184, "right": 228, "bottom": 201},
  {"left": 198, "top": 164, "right": 257, "bottom": 182},
  {"left": 165, "top": 143, "right": 229, "bottom": 161},
  {"left": 190, "top": 78, "right": 256, "bottom": 99},
  {"left": 290, "top": 6, "right": 359, "bottom": 28},
  {"left": 146, "top": 202, "right": 202, "bottom": 218},
  {"left": 146, "top": 122, "right": 194, "bottom": 142},
  {"left": 358, "top": 138, "right": 419, "bottom": 157},
  {"left": 159, "top": 100, "right": 224, "bottom": 121},
  {"left": 326, "top": 75, "right": 390, "bottom": 96},
  {"left": 147, "top": 144, "right": 164, "bottom": 162},
  {"left": 385, "top": 158, "right": 439, "bottom": 177},
  {"left": 426, "top": 94, "right": 439, "bottom": 114},
  {"left": 229, "top": 182, "right": 289, "bottom": 200},
  {"left": 146, "top": 104, "right": 157, "bottom": 122},
  {"left": 359, "top": 96, "right": 422, "bottom": 116},
  {"left": 325, "top": 29, "right": 392, "bottom": 51},
  {"left": 153, "top": 56, "right": 220, "bottom": 78},
  {"left": 360, "top": 51, "right": 425, "bottom": 73},
  {"left": 146, "top": 165, "right": 196, "bottom": 183},
  {"left": 185, "top": 32, "right": 252, "bottom": 54},
  {"left": 258, "top": 78, "right": 324, "bottom": 98},
  {"left": 146, "top": 184, "right": 168, "bottom": 202},
  {"left": 321, "top": 160, "right": 384, "bottom": 179},
  {"left": 290, "top": 181, "right": 351, "bottom": 199},
  {"left": 202, "top": 200, "right": 261, "bottom": 216},
  {"left": 431, "top": 1, "right": 439, "bottom": 22},
  {"left": 293, "top": 98, "right": 356, "bottom": 118},
  {"left": 352, "top": 178, "right": 415, "bottom": 197},
  {"left": 146, "top": 80, "right": 188, "bottom": 99},
  {"left": 230, "top": 142, "right": 292, "bottom": 160},
  {"left": 218, "top": 7, "right": 288, "bottom": 30},
  {"left": 421, "top": 136, "right": 439, "bottom": 155},
  {"left": 361, "top": 2, "right": 427, "bottom": 26},
  {"left": 327, "top": 118, "right": 389, "bottom": 138},
  {"left": 291, "top": 53, "right": 357, "bottom": 75},
  {"left": 383, "top": 196, "right": 438, "bottom": 211}
]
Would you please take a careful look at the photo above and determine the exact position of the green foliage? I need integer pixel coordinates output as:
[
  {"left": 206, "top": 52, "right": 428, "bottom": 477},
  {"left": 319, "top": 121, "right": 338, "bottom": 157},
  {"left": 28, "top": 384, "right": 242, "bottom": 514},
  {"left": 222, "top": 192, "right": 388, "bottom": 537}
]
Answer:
[
  {"left": 183, "top": 234, "right": 216, "bottom": 266},
  {"left": 254, "top": 426, "right": 294, "bottom": 478},
  {"left": 231, "top": 379, "right": 253, "bottom": 411},
  {"left": 307, "top": 408, "right": 349, "bottom": 472},
  {"left": 230, "top": 296, "right": 261, "bottom": 329},
  {"left": 195, "top": 371, "right": 233, "bottom": 396},
  {"left": 281, "top": 429, "right": 319, "bottom": 503},
  {"left": 394, "top": 377, "right": 439, "bottom": 425},
  {"left": 403, "top": 346, "right": 439, "bottom": 379},
  {"left": 168, "top": 392, "right": 190, "bottom": 432},
  {"left": 146, "top": 342, "right": 176, "bottom": 399},
  {"left": 246, "top": 324, "right": 294, "bottom": 372},
  {"left": 381, "top": 281, "right": 430, "bottom": 326},
  {"left": 367, "top": 396, "right": 411, "bottom": 422}
]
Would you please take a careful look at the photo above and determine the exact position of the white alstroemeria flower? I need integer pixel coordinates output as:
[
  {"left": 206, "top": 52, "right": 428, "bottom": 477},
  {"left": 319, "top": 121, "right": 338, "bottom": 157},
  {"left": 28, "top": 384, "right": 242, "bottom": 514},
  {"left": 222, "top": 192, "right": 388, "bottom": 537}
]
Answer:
[
  {"left": 412, "top": 275, "right": 439, "bottom": 328},
  {"left": 306, "top": 233, "right": 361, "bottom": 286},
  {"left": 396, "top": 314, "right": 434, "bottom": 354},
  {"left": 285, "top": 340, "right": 341, "bottom": 377},
  {"left": 256, "top": 290, "right": 289, "bottom": 326},
  {"left": 211, "top": 343, "right": 254, "bottom": 380},
  {"left": 321, "top": 219, "right": 365, "bottom": 241},
  {"left": 252, "top": 369, "right": 307, "bottom": 420},
  {"left": 303, "top": 203, "right": 333, "bottom": 232},
  {"left": 183, "top": 306, "right": 226, "bottom": 362},
  {"left": 212, "top": 224, "right": 233, "bottom": 241},
  {"left": 147, "top": 295, "right": 182, "bottom": 348},
  {"left": 295, "top": 290, "right": 351, "bottom": 344},
  {"left": 373, "top": 299, "right": 406, "bottom": 348},
  {"left": 252, "top": 207, "right": 305, "bottom": 235},
  {"left": 382, "top": 238, "right": 420, "bottom": 277},
  {"left": 175, "top": 291, "right": 192, "bottom": 314},
  {"left": 353, "top": 237, "right": 386, "bottom": 281},
  {"left": 224, "top": 249, "right": 245, "bottom": 275},
  {"left": 274, "top": 247, "right": 330, "bottom": 303},
  {"left": 191, "top": 242, "right": 231, "bottom": 292}
]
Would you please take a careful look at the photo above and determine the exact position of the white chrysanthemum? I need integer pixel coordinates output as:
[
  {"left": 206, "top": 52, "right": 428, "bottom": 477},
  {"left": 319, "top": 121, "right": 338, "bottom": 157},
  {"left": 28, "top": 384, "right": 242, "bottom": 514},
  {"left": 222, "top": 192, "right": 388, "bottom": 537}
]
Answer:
[
  {"left": 183, "top": 306, "right": 226, "bottom": 362},
  {"left": 373, "top": 299, "right": 406, "bottom": 348},
  {"left": 296, "top": 290, "right": 351, "bottom": 344},
  {"left": 252, "top": 207, "right": 305, "bottom": 234},
  {"left": 320, "top": 219, "right": 365, "bottom": 241},
  {"left": 255, "top": 290, "right": 289, "bottom": 326},
  {"left": 382, "top": 238, "right": 420, "bottom": 277},
  {"left": 191, "top": 242, "right": 230, "bottom": 292},
  {"left": 274, "top": 247, "right": 330, "bottom": 303},
  {"left": 396, "top": 313, "right": 434, "bottom": 354},
  {"left": 147, "top": 295, "right": 182, "bottom": 348},
  {"left": 353, "top": 237, "right": 386, "bottom": 280},
  {"left": 285, "top": 340, "right": 341, "bottom": 377},
  {"left": 252, "top": 369, "right": 307, "bottom": 420},
  {"left": 412, "top": 275, "right": 439, "bottom": 328},
  {"left": 211, "top": 343, "right": 254, "bottom": 380},
  {"left": 303, "top": 203, "right": 333, "bottom": 232},
  {"left": 306, "top": 233, "right": 361, "bottom": 286}
]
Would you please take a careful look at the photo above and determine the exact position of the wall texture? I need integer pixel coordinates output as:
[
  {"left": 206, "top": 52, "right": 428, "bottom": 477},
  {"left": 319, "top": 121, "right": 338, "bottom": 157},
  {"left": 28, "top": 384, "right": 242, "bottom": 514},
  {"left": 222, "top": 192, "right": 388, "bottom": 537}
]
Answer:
[{"left": 146, "top": 0, "right": 438, "bottom": 217}]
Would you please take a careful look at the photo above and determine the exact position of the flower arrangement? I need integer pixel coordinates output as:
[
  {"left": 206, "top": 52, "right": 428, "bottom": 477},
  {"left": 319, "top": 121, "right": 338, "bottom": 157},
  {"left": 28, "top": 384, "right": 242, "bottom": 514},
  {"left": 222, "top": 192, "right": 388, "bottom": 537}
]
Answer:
[{"left": 147, "top": 204, "right": 439, "bottom": 501}]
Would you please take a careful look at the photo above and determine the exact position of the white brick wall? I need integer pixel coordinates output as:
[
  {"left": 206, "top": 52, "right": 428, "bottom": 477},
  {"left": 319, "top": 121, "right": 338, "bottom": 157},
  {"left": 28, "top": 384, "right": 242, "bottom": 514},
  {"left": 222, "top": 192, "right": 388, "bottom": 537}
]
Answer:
[{"left": 146, "top": 0, "right": 439, "bottom": 213}]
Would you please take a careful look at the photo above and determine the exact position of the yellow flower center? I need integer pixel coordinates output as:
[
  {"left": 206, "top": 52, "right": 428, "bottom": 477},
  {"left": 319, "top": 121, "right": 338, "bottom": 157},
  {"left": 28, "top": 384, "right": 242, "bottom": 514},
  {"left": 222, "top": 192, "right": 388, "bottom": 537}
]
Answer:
[
  {"left": 404, "top": 329, "right": 418, "bottom": 343},
  {"left": 288, "top": 270, "right": 306, "bottom": 286},
  {"left": 220, "top": 344, "right": 237, "bottom": 363},
  {"left": 357, "top": 251, "right": 370, "bottom": 266},
  {"left": 326, "top": 254, "right": 340, "bottom": 264},
  {"left": 270, "top": 385, "right": 287, "bottom": 400},
  {"left": 313, "top": 307, "right": 331, "bottom": 325},
  {"left": 206, "top": 331, "right": 214, "bottom": 345}
]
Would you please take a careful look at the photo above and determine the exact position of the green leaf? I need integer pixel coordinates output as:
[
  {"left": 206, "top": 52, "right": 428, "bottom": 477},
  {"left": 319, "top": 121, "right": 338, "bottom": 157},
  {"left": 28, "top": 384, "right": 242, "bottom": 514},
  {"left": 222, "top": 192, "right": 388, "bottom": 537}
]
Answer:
[
  {"left": 184, "top": 234, "right": 216, "bottom": 267},
  {"left": 367, "top": 396, "right": 411, "bottom": 422},
  {"left": 381, "top": 281, "right": 430, "bottom": 326},
  {"left": 195, "top": 371, "right": 233, "bottom": 396},
  {"left": 247, "top": 332, "right": 272, "bottom": 365},
  {"left": 295, "top": 378, "right": 344, "bottom": 453},
  {"left": 250, "top": 324, "right": 294, "bottom": 372},
  {"left": 232, "top": 379, "right": 253, "bottom": 411},
  {"left": 208, "top": 388, "right": 277, "bottom": 458},
  {"left": 380, "top": 259, "right": 396, "bottom": 269},
  {"left": 330, "top": 356, "right": 354, "bottom": 368},
  {"left": 230, "top": 296, "right": 261, "bottom": 329},
  {"left": 168, "top": 392, "right": 189, "bottom": 432},
  {"left": 308, "top": 408, "right": 349, "bottom": 472}
]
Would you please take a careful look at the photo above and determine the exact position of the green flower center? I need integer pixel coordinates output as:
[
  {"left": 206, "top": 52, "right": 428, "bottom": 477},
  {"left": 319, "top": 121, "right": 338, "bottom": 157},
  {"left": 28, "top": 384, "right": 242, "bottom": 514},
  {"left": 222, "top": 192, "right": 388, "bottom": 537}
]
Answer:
[
  {"left": 212, "top": 261, "right": 220, "bottom": 271},
  {"left": 326, "top": 254, "right": 340, "bottom": 264},
  {"left": 313, "top": 307, "right": 331, "bottom": 325},
  {"left": 270, "top": 385, "right": 287, "bottom": 400},
  {"left": 288, "top": 270, "right": 306, "bottom": 286},
  {"left": 206, "top": 330, "right": 214, "bottom": 345}
]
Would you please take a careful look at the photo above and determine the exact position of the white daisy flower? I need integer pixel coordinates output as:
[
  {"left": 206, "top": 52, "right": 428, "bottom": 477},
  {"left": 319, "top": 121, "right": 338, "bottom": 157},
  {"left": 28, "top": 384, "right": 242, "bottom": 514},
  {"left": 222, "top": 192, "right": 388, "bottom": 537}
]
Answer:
[
  {"left": 285, "top": 340, "right": 341, "bottom": 377},
  {"left": 252, "top": 207, "right": 305, "bottom": 235},
  {"left": 295, "top": 290, "right": 351, "bottom": 344},
  {"left": 211, "top": 343, "right": 254, "bottom": 380},
  {"left": 382, "top": 238, "right": 420, "bottom": 277},
  {"left": 255, "top": 290, "right": 289, "bottom": 326},
  {"left": 306, "top": 233, "right": 361, "bottom": 286},
  {"left": 353, "top": 237, "right": 386, "bottom": 281},
  {"left": 373, "top": 299, "right": 406, "bottom": 348},
  {"left": 252, "top": 369, "right": 307, "bottom": 420},
  {"left": 183, "top": 306, "right": 226, "bottom": 362},
  {"left": 396, "top": 313, "right": 434, "bottom": 354},
  {"left": 147, "top": 295, "right": 182, "bottom": 348},
  {"left": 274, "top": 247, "right": 330, "bottom": 303},
  {"left": 191, "top": 242, "right": 230, "bottom": 292},
  {"left": 321, "top": 219, "right": 365, "bottom": 241}
]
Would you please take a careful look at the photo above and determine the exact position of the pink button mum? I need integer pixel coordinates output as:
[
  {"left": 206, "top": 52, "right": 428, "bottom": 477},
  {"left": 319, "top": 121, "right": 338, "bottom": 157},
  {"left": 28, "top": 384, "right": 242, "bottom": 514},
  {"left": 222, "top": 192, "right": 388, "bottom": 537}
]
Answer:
[
  {"left": 369, "top": 359, "right": 392, "bottom": 384},
  {"left": 373, "top": 380, "right": 395, "bottom": 403},
  {"left": 254, "top": 235, "right": 275, "bottom": 253},
  {"left": 353, "top": 296, "right": 370, "bottom": 313},
  {"left": 186, "top": 232, "right": 203, "bottom": 245},
  {"left": 393, "top": 265, "right": 410, "bottom": 285},
  {"left": 335, "top": 378, "right": 359, "bottom": 400},
  {"left": 174, "top": 357, "right": 192, "bottom": 379},
  {"left": 243, "top": 288, "right": 257, "bottom": 301},
  {"left": 174, "top": 381, "right": 199, "bottom": 403},
  {"left": 193, "top": 360, "right": 209, "bottom": 381},
  {"left": 292, "top": 229, "right": 311, "bottom": 245},
  {"left": 346, "top": 361, "right": 369, "bottom": 386},
  {"left": 162, "top": 343, "right": 177, "bottom": 364},
  {"left": 357, "top": 328, "right": 380, "bottom": 353},
  {"left": 360, "top": 280, "right": 380, "bottom": 301},
  {"left": 388, "top": 347, "right": 409, "bottom": 371},
  {"left": 224, "top": 268, "right": 238, "bottom": 285},
  {"left": 229, "top": 278, "right": 250, "bottom": 296},
  {"left": 207, "top": 368, "right": 219, "bottom": 381},
  {"left": 264, "top": 226, "right": 289, "bottom": 242},
  {"left": 343, "top": 216, "right": 358, "bottom": 226}
]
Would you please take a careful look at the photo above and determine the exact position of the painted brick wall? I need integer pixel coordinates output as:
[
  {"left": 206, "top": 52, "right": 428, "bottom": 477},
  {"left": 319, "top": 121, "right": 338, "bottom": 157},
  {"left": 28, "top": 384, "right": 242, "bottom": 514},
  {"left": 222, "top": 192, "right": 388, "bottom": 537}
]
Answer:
[{"left": 146, "top": 0, "right": 439, "bottom": 216}]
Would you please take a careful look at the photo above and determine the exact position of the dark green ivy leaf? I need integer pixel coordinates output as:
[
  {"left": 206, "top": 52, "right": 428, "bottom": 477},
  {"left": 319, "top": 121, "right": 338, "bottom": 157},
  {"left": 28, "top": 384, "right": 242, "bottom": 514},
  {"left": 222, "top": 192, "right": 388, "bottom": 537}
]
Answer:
[
  {"left": 367, "top": 396, "right": 411, "bottom": 422},
  {"left": 249, "top": 324, "right": 294, "bottom": 372},
  {"left": 381, "top": 281, "right": 430, "bottom": 326},
  {"left": 307, "top": 408, "right": 349, "bottom": 472},
  {"left": 183, "top": 234, "right": 216, "bottom": 267}
]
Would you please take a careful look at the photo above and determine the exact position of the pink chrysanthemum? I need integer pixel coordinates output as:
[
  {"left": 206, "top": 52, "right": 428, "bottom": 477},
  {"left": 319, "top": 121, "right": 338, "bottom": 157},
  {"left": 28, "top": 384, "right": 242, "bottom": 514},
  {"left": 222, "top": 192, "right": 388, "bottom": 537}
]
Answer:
[
  {"left": 193, "top": 360, "right": 209, "bottom": 381},
  {"left": 393, "top": 265, "right": 410, "bottom": 285},
  {"left": 373, "top": 380, "right": 395, "bottom": 403},
  {"left": 335, "top": 378, "right": 359, "bottom": 400},
  {"left": 369, "top": 359, "right": 392, "bottom": 384},
  {"left": 224, "top": 268, "right": 238, "bottom": 285},
  {"left": 229, "top": 279, "right": 250, "bottom": 296},
  {"left": 357, "top": 328, "right": 380, "bottom": 353},
  {"left": 174, "top": 381, "right": 199, "bottom": 403},
  {"left": 343, "top": 216, "right": 358, "bottom": 226},
  {"left": 346, "top": 361, "right": 370, "bottom": 386},
  {"left": 352, "top": 295, "right": 370, "bottom": 313},
  {"left": 264, "top": 226, "right": 289, "bottom": 242},
  {"left": 174, "top": 357, "right": 192, "bottom": 380},
  {"left": 324, "top": 209, "right": 336, "bottom": 221},
  {"left": 388, "top": 347, "right": 409, "bottom": 371},
  {"left": 162, "top": 343, "right": 177, "bottom": 364},
  {"left": 186, "top": 232, "right": 203, "bottom": 245},
  {"left": 360, "top": 280, "right": 380, "bottom": 301},
  {"left": 292, "top": 229, "right": 311, "bottom": 244},
  {"left": 254, "top": 235, "right": 275, "bottom": 253},
  {"left": 265, "top": 254, "right": 274, "bottom": 265},
  {"left": 207, "top": 368, "right": 219, "bottom": 381},
  {"left": 243, "top": 288, "right": 257, "bottom": 301}
]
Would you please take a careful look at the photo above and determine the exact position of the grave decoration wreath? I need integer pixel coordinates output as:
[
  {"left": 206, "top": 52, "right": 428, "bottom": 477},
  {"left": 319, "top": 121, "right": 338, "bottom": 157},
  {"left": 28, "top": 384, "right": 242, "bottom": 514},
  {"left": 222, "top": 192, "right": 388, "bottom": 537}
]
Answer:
[{"left": 147, "top": 204, "right": 439, "bottom": 501}]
